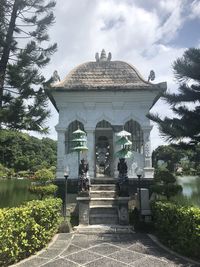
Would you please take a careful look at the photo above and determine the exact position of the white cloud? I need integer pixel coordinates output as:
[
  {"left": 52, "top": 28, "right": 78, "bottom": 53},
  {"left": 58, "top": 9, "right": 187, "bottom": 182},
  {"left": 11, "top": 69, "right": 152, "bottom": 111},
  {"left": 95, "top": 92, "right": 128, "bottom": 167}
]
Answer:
[
  {"left": 39, "top": 0, "right": 197, "bottom": 150},
  {"left": 190, "top": 0, "right": 200, "bottom": 19}
]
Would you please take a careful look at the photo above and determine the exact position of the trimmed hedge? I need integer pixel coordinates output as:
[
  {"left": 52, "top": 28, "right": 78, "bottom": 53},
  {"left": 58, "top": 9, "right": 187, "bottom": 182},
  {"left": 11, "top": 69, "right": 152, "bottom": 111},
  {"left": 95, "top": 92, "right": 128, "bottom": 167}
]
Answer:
[
  {"left": 0, "top": 198, "right": 62, "bottom": 266},
  {"left": 151, "top": 201, "right": 200, "bottom": 259},
  {"left": 29, "top": 184, "right": 58, "bottom": 200}
]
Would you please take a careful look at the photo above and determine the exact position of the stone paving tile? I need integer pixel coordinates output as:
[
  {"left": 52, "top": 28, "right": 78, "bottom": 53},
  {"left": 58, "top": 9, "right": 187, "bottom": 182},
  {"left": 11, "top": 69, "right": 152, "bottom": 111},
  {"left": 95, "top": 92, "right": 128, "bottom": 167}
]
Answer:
[
  {"left": 42, "top": 258, "right": 79, "bottom": 266},
  {"left": 132, "top": 256, "right": 173, "bottom": 267},
  {"left": 15, "top": 257, "right": 49, "bottom": 267},
  {"left": 112, "top": 240, "right": 137, "bottom": 248},
  {"left": 110, "top": 233, "right": 147, "bottom": 248},
  {"left": 56, "top": 233, "right": 73, "bottom": 241},
  {"left": 49, "top": 240, "right": 71, "bottom": 249},
  {"left": 109, "top": 249, "right": 144, "bottom": 264},
  {"left": 39, "top": 248, "right": 62, "bottom": 258},
  {"left": 87, "top": 243, "right": 121, "bottom": 256},
  {"left": 71, "top": 234, "right": 103, "bottom": 248},
  {"left": 60, "top": 244, "right": 83, "bottom": 257},
  {"left": 65, "top": 250, "right": 102, "bottom": 265},
  {"left": 127, "top": 241, "right": 162, "bottom": 256},
  {"left": 84, "top": 256, "right": 130, "bottom": 267},
  {"left": 99, "top": 234, "right": 120, "bottom": 243}
]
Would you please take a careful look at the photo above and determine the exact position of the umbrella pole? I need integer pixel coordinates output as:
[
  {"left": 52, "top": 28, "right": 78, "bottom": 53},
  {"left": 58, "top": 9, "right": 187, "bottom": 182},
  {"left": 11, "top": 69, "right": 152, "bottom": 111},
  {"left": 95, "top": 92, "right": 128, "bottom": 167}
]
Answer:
[{"left": 78, "top": 151, "right": 80, "bottom": 179}]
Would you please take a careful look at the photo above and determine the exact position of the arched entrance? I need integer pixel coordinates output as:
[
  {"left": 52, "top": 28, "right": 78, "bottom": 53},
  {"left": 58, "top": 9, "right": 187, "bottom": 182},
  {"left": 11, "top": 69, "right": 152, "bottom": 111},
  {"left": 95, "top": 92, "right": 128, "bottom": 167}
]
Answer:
[
  {"left": 124, "top": 119, "right": 143, "bottom": 153},
  {"left": 95, "top": 120, "right": 113, "bottom": 178}
]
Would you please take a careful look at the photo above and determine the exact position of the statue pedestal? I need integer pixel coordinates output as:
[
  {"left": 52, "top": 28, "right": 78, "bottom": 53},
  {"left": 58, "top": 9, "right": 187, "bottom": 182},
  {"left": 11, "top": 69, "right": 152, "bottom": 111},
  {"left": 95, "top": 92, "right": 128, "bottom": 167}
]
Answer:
[
  {"left": 77, "top": 195, "right": 90, "bottom": 225},
  {"left": 144, "top": 167, "right": 154, "bottom": 179},
  {"left": 118, "top": 197, "right": 130, "bottom": 225}
]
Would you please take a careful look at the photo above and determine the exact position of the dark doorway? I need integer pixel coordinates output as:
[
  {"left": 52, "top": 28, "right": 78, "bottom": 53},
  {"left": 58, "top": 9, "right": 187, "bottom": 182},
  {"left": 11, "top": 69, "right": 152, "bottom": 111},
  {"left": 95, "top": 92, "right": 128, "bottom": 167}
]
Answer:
[{"left": 95, "top": 120, "right": 113, "bottom": 178}]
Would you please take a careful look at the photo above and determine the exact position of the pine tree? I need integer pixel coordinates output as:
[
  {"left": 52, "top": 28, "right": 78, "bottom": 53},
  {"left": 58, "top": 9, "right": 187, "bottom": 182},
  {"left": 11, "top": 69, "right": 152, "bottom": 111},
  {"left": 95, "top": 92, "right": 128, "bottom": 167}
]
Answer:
[
  {"left": 148, "top": 48, "right": 200, "bottom": 146},
  {"left": 0, "top": 0, "right": 57, "bottom": 133}
]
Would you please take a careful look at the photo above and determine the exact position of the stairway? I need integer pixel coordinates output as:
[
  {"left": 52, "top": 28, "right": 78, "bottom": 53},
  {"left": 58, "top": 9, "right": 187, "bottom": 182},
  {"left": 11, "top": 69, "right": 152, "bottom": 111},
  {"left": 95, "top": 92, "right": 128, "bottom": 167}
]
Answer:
[{"left": 89, "top": 178, "right": 119, "bottom": 225}]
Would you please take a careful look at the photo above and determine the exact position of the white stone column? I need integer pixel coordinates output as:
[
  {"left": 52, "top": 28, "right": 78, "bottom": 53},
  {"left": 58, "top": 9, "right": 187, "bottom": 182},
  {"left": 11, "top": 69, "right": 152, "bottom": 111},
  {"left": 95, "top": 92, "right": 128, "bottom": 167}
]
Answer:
[
  {"left": 55, "top": 127, "right": 66, "bottom": 179},
  {"left": 142, "top": 126, "right": 154, "bottom": 178},
  {"left": 112, "top": 125, "right": 123, "bottom": 178},
  {"left": 85, "top": 127, "right": 95, "bottom": 178}
]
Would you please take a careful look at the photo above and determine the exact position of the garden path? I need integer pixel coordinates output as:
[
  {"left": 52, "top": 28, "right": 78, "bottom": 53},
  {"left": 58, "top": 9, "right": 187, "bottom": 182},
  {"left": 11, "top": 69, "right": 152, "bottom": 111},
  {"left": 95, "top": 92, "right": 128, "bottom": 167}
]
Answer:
[{"left": 12, "top": 233, "right": 199, "bottom": 267}]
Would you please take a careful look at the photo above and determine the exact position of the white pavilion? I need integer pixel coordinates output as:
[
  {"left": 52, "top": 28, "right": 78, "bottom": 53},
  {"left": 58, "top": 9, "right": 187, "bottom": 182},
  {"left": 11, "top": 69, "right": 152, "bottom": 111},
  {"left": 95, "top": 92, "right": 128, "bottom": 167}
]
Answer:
[{"left": 49, "top": 50, "right": 166, "bottom": 181}]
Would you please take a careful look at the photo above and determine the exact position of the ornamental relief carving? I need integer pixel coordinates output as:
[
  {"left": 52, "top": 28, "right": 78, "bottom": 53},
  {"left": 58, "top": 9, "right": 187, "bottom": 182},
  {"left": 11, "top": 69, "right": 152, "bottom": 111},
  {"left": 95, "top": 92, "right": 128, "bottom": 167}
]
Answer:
[{"left": 144, "top": 141, "right": 151, "bottom": 157}]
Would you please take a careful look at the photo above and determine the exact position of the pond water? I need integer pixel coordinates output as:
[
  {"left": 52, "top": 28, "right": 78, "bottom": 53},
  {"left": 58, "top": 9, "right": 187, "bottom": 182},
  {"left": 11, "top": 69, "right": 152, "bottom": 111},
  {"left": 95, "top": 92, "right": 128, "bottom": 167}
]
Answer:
[
  {"left": 0, "top": 179, "right": 36, "bottom": 208},
  {"left": 176, "top": 176, "right": 200, "bottom": 207},
  {"left": 0, "top": 179, "right": 77, "bottom": 208}
]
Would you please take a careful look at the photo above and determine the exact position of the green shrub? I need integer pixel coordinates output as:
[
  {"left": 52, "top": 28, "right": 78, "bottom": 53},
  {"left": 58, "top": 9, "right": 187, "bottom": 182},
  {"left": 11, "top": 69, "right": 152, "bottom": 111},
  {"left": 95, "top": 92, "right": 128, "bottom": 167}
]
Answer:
[
  {"left": 152, "top": 167, "right": 182, "bottom": 200},
  {"left": 29, "top": 168, "right": 57, "bottom": 199},
  {"left": 29, "top": 184, "right": 57, "bottom": 200},
  {"left": 34, "top": 168, "right": 54, "bottom": 183},
  {"left": 0, "top": 198, "right": 62, "bottom": 266},
  {"left": 151, "top": 201, "right": 200, "bottom": 259},
  {"left": 0, "top": 164, "right": 14, "bottom": 179},
  {"left": 17, "top": 170, "right": 31, "bottom": 179}
]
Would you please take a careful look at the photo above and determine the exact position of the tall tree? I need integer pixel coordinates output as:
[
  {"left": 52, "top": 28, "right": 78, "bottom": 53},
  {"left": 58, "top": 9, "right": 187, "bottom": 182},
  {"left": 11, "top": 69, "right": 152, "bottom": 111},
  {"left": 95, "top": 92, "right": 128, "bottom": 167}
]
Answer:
[
  {"left": 0, "top": 0, "right": 57, "bottom": 132},
  {"left": 152, "top": 145, "right": 184, "bottom": 172},
  {"left": 148, "top": 48, "right": 200, "bottom": 146}
]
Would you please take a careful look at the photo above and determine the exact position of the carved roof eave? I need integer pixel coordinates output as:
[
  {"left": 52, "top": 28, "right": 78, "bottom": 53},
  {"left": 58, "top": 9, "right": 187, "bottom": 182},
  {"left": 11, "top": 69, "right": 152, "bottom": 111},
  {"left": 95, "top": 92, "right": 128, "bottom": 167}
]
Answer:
[
  {"left": 48, "top": 82, "right": 166, "bottom": 112},
  {"left": 150, "top": 81, "right": 167, "bottom": 110},
  {"left": 49, "top": 82, "right": 166, "bottom": 93}
]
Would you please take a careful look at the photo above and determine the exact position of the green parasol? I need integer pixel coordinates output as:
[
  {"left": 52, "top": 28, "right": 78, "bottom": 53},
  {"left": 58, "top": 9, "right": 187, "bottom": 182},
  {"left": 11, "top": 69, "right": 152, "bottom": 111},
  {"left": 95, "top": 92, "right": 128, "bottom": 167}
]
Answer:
[
  {"left": 71, "top": 127, "right": 88, "bottom": 179},
  {"left": 115, "top": 149, "right": 132, "bottom": 159},
  {"left": 116, "top": 130, "right": 131, "bottom": 137},
  {"left": 116, "top": 136, "right": 132, "bottom": 146},
  {"left": 115, "top": 129, "right": 132, "bottom": 159}
]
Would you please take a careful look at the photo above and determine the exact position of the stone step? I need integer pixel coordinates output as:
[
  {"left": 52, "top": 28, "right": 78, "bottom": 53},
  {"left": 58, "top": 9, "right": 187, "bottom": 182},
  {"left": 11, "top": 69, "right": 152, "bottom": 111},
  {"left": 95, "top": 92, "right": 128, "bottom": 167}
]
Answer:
[
  {"left": 90, "top": 190, "right": 116, "bottom": 198},
  {"left": 74, "top": 225, "right": 134, "bottom": 234},
  {"left": 90, "top": 197, "right": 118, "bottom": 206},
  {"left": 91, "top": 178, "right": 116, "bottom": 184},
  {"left": 90, "top": 206, "right": 118, "bottom": 215},
  {"left": 90, "top": 214, "right": 119, "bottom": 225},
  {"left": 90, "top": 184, "right": 117, "bottom": 191}
]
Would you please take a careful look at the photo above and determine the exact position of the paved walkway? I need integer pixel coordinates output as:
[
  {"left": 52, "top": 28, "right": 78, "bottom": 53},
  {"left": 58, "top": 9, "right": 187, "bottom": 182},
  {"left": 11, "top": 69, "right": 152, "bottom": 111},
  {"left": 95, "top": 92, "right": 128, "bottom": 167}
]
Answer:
[{"left": 13, "top": 233, "right": 199, "bottom": 267}]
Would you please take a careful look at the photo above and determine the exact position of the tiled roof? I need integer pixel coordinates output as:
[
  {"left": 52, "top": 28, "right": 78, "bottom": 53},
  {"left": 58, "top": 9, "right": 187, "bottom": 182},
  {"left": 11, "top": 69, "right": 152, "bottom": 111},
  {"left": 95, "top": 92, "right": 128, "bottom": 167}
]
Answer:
[{"left": 53, "top": 61, "right": 157, "bottom": 90}]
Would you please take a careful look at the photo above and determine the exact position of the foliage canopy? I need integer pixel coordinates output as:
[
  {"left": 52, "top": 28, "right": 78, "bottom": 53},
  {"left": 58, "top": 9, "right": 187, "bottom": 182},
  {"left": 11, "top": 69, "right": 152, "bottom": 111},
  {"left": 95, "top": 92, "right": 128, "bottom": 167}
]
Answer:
[
  {"left": 0, "top": 0, "right": 57, "bottom": 132},
  {"left": 148, "top": 48, "right": 200, "bottom": 145},
  {"left": 0, "top": 129, "right": 57, "bottom": 173}
]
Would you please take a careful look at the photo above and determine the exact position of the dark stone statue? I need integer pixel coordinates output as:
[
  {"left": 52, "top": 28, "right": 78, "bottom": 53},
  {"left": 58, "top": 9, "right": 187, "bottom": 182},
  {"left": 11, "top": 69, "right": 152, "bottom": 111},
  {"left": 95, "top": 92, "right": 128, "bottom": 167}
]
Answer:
[
  {"left": 117, "top": 158, "right": 129, "bottom": 196},
  {"left": 78, "top": 159, "right": 89, "bottom": 192},
  {"left": 118, "top": 158, "right": 128, "bottom": 180}
]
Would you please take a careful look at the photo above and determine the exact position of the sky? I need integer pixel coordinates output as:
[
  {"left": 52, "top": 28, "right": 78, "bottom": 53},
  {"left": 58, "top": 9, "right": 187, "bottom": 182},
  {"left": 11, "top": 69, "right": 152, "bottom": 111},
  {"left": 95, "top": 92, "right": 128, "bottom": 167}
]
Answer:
[{"left": 40, "top": 0, "right": 200, "bottom": 151}]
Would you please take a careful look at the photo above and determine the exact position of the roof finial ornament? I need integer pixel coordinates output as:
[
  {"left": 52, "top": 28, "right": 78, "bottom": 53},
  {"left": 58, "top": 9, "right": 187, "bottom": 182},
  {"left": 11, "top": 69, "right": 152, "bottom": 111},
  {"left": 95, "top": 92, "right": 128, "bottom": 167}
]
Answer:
[
  {"left": 95, "top": 49, "right": 112, "bottom": 62},
  {"left": 100, "top": 49, "right": 107, "bottom": 61}
]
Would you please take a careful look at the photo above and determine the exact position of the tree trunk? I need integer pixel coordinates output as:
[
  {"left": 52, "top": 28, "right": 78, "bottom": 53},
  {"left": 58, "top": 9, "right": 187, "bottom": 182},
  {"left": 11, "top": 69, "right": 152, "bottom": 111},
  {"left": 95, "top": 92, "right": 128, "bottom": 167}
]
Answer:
[{"left": 0, "top": 0, "right": 19, "bottom": 110}]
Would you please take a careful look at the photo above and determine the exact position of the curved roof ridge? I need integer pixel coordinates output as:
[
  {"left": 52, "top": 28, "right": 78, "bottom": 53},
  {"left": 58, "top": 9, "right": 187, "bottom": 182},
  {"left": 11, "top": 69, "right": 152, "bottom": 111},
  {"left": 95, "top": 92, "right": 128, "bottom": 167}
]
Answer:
[
  {"left": 117, "top": 61, "right": 152, "bottom": 85},
  {"left": 52, "top": 60, "right": 158, "bottom": 90},
  {"left": 53, "top": 61, "right": 92, "bottom": 87}
]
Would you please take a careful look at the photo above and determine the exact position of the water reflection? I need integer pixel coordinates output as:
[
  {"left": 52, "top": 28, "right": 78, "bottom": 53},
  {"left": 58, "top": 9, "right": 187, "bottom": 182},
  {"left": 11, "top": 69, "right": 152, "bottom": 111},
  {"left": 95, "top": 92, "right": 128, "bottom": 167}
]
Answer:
[
  {"left": 0, "top": 179, "right": 77, "bottom": 208},
  {"left": 176, "top": 176, "right": 200, "bottom": 207},
  {"left": 0, "top": 179, "right": 36, "bottom": 208}
]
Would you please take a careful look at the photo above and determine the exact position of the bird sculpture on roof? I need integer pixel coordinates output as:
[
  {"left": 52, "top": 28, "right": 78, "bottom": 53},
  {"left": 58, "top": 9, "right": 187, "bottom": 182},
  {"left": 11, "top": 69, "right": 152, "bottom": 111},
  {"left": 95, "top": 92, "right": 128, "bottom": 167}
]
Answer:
[
  {"left": 52, "top": 70, "right": 61, "bottom": 83},
  {"left": 95, "top": 52, "right": 100, "bottom": 62},
  {"left": 107, "top": 52, "right": 112, "bottom": 61},
  {"left": 148, "top": 70, "right": 155, "bottom": 82}
]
